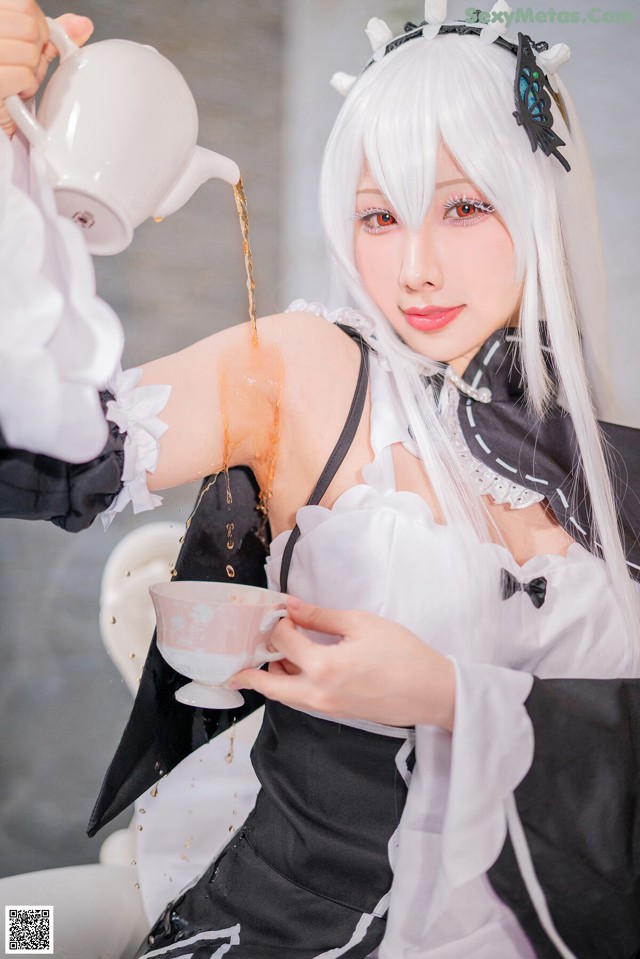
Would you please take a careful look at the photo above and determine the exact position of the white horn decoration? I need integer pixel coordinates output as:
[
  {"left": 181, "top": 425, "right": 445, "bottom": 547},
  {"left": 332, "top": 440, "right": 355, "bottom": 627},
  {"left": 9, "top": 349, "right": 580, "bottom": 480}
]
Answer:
[
  {"left": 480, "top": 0, "right": 512, "bottom": 43},
  {"left": 424, "top": 0, "right": 447, "bottom": 23},
  {"left": 536, "top": 42, "right": 571, "bottom": 90},
  {"left": 365, "top": 17, "right": 393, "bottom": 53},
  {"left": 330, "top": 72, "right": 357, "bottom": 97}
]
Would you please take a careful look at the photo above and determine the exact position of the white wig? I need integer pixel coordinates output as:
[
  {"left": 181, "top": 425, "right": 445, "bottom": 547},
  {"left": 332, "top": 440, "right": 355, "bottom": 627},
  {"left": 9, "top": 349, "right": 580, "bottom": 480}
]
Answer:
[{"left": 320, "top": 31, "right": 640, "bottom": 654}]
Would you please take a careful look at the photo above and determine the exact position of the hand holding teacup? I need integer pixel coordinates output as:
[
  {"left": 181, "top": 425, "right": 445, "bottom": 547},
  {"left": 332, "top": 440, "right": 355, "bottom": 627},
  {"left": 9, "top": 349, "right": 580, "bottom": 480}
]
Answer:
[{"left": 150, "top": 581, "right": 288, "bottom": 710}]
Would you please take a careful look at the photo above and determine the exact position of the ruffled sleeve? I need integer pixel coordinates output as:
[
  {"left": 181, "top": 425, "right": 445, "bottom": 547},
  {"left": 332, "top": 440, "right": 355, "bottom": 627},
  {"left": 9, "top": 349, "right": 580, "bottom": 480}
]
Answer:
[
  {"left": 381, "top": 661, "right": 534, "bottom": 953},
  {"left": 100, "top": 367, "right": 172, "bottom": 529},
  {"left": 0, "top": 132, "right": 124, "bottom": 463}
]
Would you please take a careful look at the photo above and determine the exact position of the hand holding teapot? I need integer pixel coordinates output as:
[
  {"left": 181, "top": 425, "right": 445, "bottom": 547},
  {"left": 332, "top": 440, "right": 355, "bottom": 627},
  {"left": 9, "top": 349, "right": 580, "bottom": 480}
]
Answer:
[
  {"left": 0, "top": 4, "right": 93, "bottom": 138},
  {"left": 1, "top": 3, "right": 240, "bottom": 254}
]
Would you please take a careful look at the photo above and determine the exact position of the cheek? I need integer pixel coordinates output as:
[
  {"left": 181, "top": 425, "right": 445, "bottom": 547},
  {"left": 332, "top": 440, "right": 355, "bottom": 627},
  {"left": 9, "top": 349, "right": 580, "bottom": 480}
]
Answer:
[
  {"left": 354, "top": 234, "right": 395, "bottom": 301},
  {"left": 461, "top": 228, "right": 519, "bottom": 308}
]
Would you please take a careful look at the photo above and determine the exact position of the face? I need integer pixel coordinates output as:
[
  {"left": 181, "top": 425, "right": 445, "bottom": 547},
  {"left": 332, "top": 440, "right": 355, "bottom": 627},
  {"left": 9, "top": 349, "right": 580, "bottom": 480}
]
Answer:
[{"left": 353, "top": 143, "right": 522, "bottom": 373}]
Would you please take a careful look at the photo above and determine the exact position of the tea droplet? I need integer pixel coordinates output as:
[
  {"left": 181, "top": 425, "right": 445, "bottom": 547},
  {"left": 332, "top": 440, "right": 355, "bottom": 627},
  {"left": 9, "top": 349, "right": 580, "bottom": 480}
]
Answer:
[
  {"left": 228, "top": 825, "right": 236, "bottom": 833},
  {"left": 151, "top": 785, "right": 159, "bottom": 798},
  {"left": 110, "top": 616, "right": 116, "bottom": 625},
  {"left": 131, "top": 859, "right": 137, "bottom": 866},
  {"left": 226, "top": 565, "right": 235, "bottom": 579},
  {"left": 224, "top": 726, "right": 236, "bottom": 763},
  {"left": 128, "top": 652, "right": 136, "bottom": 659},
  {"left": 153, "top": 217, "right": 164, "bottom": 223},
  {"left": 137, "top": 825, "right": 143, "bottom": 832},
  {"left": 139, "top": 808, "right": 146, "bottom": 815},
  {"left": 135, "top": 882, "right": 141, "bottom": 889},
  {"left": 125, "top": 570, "right": 131, "bottom": 577}
]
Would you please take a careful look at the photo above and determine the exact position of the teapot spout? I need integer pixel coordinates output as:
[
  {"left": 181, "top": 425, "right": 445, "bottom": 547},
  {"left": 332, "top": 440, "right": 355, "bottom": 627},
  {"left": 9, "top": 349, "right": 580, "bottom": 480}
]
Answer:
[{"left": 152, "top": 146, "right": 240, "bottom": 219}]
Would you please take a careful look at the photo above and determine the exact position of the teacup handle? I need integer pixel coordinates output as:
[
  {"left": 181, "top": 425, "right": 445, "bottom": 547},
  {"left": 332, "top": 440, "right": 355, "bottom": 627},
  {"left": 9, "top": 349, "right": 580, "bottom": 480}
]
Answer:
[
  {"left": 258, "top": 608, "right": 288, "bottom": 634},
  {"left": 5, "top": 18, "right": 79, "bottom": 150},
  {"left": 253, "top": 607, "right": 288, "bottom": 665},
  {"left": 253, "top": 643, "right": 286, "bottom": 665}
]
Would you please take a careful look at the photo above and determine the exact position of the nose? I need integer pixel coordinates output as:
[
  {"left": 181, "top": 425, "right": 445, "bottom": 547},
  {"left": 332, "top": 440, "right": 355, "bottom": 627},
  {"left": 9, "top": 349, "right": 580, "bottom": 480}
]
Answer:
[{"left": 399, "top": 227, "right": 443, "bottom": 292}]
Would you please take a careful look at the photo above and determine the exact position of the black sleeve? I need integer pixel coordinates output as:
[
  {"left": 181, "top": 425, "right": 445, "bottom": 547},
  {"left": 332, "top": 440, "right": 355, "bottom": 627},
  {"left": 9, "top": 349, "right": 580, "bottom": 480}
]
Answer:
[
  {"left": 488, "top": 677, "right": 640, "bottom": 959},
  {"left": 0, "top": 394, "right": 125, "bottom": 532}
]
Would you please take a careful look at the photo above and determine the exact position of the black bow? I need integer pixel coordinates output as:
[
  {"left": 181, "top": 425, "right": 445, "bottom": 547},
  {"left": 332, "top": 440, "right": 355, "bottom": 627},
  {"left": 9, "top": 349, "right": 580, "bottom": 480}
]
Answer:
[{"left": 500, "top": 568, "right": 547, "bottom": 609}]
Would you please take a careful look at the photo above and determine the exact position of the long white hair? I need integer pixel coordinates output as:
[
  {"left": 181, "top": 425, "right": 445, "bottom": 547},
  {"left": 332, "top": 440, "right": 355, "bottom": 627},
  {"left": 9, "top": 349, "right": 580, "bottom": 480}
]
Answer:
[{"left": 319, "top": 31, "right": 640, "bottom": 657}]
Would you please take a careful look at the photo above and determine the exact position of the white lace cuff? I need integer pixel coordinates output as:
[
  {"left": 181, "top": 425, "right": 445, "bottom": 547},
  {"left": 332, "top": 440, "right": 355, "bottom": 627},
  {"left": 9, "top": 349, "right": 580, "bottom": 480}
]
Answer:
[
  {"left": 100, "top": 366, "right": 171, "bottom": 530},
  {"left": 0, "top": 133, "right": 124, "bottom": 462}
]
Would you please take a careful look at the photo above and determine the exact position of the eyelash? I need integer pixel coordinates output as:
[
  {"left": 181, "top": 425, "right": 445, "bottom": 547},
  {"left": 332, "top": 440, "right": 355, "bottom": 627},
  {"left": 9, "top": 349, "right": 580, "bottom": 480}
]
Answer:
[
  {"left": 442, "top": 194, "right": 495, "bottom": 226},
  {"left": 352, "top": 207, "right": 398, "bottom": 235},
  {"left": 353, "top": 195, "right": 496, "bottom": 233}
]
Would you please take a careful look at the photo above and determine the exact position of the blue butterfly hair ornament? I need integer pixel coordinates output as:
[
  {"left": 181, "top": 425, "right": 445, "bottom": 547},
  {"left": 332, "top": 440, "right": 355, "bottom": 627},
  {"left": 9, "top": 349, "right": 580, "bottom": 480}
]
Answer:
[
  {"left": 330, "top": 3, "right": 572, "bottom": 173},
  {"left": 512, "top": 32, "right": 571, "bottom": 172}
]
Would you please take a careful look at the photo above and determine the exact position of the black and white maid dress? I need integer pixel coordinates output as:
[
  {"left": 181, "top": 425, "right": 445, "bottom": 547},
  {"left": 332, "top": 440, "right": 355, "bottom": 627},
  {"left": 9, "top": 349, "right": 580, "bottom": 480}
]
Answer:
[
  {"left": 2, "top": 126, "right": 640, "bottom": 957},
  {"left": 81, "top": 302, "right": 638, "bottom": 959}
]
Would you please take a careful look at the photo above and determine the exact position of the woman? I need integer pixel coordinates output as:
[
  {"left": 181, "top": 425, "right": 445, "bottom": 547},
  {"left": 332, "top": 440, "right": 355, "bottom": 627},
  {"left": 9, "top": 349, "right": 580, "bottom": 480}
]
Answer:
[{"left": 1, "top": 4, "right": 639, "bottom": 957}]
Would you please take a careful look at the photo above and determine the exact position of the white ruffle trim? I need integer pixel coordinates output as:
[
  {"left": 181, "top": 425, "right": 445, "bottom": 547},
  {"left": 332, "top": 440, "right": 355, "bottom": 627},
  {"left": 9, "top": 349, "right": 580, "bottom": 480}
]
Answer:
[
  {"left": 100, "top": 366, "right": 171, "bottom": 530},
  {"left": 440, "top": 385, "right": 545, "bottom": 510},
  {"left": 285, "top": 297, "right": 381, "bottom": 351},
  {"left": 0, "top": 132, "right": 124, "bottom": 462}
]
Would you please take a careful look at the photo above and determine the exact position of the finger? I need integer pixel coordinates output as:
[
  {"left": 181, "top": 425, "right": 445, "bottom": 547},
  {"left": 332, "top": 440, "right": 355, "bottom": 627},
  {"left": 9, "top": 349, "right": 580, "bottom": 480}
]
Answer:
[
  {"left": 285, "top": 596, "right": 357, "bottom": 636},
  {"left": 266, "top": 658, "right": 301, "bottom": 677},
  {"left": 0, "top": 63, "right": 38, "bottom": 100},
  {"left": 270, "top": 614, "right": 324, "bottom": 666},
  {"left": 227, "top": 665, "right": 307, "bottom": 705},
  {"left": 42, "top": 13, "right": 93, "bottom": 62}
]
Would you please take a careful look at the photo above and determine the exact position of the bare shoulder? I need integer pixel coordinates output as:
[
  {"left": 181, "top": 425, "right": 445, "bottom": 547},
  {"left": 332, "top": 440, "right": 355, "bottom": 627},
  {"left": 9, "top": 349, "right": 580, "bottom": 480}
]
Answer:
[
  {"left": 257, "top": 309, "right": 361, "bottom": 366},
  {"left": 258, "top": 309, "right": 364, "bottom": 421}
]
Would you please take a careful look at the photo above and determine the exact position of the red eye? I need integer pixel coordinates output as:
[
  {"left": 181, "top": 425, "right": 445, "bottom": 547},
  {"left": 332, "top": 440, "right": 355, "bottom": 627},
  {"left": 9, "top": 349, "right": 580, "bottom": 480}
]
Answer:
[
  {"left": 454, "top": 203, "right": 475, "bottom": 218},
  {"left": 376, "top": 212, "right": 395, "bottom": 227}
]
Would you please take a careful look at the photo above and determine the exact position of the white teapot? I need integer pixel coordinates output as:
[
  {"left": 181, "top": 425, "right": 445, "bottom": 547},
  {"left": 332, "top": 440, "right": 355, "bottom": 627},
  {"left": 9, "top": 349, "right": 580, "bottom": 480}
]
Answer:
[{"left": 5, "top": 18, "right": 240, "bottom": 255}]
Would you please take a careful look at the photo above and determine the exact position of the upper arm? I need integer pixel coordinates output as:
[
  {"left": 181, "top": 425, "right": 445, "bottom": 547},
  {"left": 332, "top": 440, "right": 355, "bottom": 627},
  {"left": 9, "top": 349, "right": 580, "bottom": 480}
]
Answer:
[{"left": 137, "top": 311, "right": 356, "bottom": 493}]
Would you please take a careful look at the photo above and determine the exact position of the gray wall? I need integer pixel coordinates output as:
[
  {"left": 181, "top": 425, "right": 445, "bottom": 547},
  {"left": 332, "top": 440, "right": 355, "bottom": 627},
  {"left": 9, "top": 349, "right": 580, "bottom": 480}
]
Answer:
[{"left": 1, "top": 0, "right": 639, "bottom": 877}]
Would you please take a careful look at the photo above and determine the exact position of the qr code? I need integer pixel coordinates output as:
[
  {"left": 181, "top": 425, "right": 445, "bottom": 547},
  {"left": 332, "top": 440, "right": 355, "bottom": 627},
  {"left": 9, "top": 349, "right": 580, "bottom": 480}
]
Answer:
[{"left": 5, "top": 906, "right": 53, "bottom": 954}]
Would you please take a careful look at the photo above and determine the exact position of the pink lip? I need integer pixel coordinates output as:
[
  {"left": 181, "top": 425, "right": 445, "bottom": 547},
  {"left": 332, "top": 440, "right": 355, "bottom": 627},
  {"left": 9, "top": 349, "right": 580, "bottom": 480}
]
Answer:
[{"left": 403, "top": 305, "right": 465, "bottom": 332}]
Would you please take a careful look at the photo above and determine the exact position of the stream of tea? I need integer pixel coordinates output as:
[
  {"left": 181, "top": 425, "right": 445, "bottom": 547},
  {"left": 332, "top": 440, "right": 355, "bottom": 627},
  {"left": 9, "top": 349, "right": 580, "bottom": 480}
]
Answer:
[
  {"left": 233, "top": 178, "right": 258, "bottom": 347},
  {"left": 179, "top": 176, "right": 282, "bottom": 588}
]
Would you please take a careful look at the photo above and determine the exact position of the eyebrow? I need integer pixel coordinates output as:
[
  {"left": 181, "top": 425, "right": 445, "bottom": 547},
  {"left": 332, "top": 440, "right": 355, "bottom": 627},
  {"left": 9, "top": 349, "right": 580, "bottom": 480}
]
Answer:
[{"left": 356, "top": 177, "right": 470, "bottom": 196}]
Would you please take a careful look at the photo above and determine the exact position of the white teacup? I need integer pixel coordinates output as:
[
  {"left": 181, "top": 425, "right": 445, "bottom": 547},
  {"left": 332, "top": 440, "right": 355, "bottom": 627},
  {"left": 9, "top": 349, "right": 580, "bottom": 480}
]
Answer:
[
  {"left": 149, "top": 581, "right": 287, "bottom": 709},
  {"left": 5, "top": 18, "right": 239, "bottom": 255}
]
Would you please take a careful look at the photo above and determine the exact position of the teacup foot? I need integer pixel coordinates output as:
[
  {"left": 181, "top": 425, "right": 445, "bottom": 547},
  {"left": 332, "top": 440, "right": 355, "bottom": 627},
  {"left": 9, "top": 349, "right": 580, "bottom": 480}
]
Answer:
[{"left": 175, "top": 681, "right": 245, "bottom": 709}]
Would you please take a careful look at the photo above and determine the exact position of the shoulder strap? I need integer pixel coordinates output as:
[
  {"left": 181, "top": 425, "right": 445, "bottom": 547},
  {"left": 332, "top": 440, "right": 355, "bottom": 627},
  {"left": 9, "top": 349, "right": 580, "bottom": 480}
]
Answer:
[{"left": 279, "top": 325, "right": 370, "bottom": 593}]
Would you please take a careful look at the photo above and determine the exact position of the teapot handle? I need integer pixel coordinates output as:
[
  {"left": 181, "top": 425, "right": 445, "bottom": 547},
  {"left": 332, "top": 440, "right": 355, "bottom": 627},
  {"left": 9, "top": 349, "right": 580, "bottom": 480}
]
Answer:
[{"left": 5, "top": 17, "right": 79, "bottom": 150}]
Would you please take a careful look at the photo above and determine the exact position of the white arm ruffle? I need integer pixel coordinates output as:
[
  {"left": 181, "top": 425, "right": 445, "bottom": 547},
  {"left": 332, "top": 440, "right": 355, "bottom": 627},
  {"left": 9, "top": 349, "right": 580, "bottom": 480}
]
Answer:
[
  {"left": 381, "top": 660, "right": 534, "bottom": 953},
  {"left": 100, "top": 366, "right": 171, "bottom": 530},
  {"left": 0, "top": 132, "right": 124, "bottom": 462}
]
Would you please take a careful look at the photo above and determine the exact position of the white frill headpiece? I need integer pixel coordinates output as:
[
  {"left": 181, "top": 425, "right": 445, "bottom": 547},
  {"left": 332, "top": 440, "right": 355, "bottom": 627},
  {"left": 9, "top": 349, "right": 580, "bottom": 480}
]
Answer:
[
  {"left": 0, "top": 131, "right": 124, "bottom": 463},
  {"left": 330, "top": 1, "right": 571, "bottom": 100}
]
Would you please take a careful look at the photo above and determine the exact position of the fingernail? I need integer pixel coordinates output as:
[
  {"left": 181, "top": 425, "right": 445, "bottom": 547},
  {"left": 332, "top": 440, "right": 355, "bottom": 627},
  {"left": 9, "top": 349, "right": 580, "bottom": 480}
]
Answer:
[{"left": 286, "top": 596, "right": 302, "bottom": 610}]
